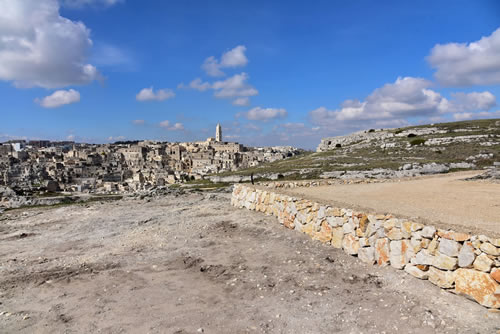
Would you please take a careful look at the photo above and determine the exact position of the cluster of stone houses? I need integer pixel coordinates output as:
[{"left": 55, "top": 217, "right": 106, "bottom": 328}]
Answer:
[{"left": 0, "top": 124, "right": 299, "bottom": 193}]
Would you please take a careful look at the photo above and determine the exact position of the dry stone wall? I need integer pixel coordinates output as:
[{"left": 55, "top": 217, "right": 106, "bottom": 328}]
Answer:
[{"left": 231, "top": 184, "right": 500, "bottom": 309}]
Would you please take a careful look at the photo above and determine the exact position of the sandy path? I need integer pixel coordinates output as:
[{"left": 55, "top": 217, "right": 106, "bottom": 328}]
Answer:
[
  {"left": 275, "top": 171, "right": 500, "bottom": 237},
  {"left": 0, "top": 191, "right": 499, "bottom": 333}
]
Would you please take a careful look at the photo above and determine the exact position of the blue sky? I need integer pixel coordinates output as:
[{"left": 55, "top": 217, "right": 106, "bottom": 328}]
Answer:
[{"left": 1, "top": 0, "right": 500, "bottom": 149}]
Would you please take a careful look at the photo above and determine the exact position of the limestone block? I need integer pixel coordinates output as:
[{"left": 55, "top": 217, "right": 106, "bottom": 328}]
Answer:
[
  {"left": 412, "top": 249, "right": 434, "bottom": 266},
  {"left": 428, "top": 267, "right": 455, "bottom": 289},
  {"left": 438, "top": 238, "right": 460, "bottom": 257},
  {"left": 458, "top": 242, "right": 475, "bottom": 268},
  {"left": 389, "top": 240, "right": 414, "bottom": 269},
  {"left": 358, "top": 247, "right": 375, "bottom": 265},
  {"left": 491, "top": 268, "right": 500, "bottom": 283},
  {"left": 331, "top": 227, "right": 343, "bottom": 249},
  {"left": 473, "top": 253, "right": 493, "bottom": 272},
  {"left": 315, "top": 221, "right": 332, "bottom": 244},
  {"left": 342, "top": 234, "right": 359, "bottom": 255},
  {"left": 489, "top": 238, "right": 500, "bottom": 247},
  {"left": 432, "top": 252, "right": 458, "bottom": 270},
  {"left": 455, "top": 268, "right": 500, "bottom": 309},
  {"left": 359, "top": 215, "right": 369, "bottom": 233},
  {"left": 437, "top": 230, "right": 470, "bottom": 242},
  {"left": 405, "top": 264, "right": 429, "bottom": 280},
  {"left": 387, "top": 228, "right": 403, "bottom": 241},
  {"left": 343, "top": 221, "right": 355, "bottom": 235},
  {"left": 421, "top": 226, "right": 436, "bottom": 239},
  {"left": 374, "top": 238, "right": 390, "bottom": 266},
  {"left": 480, "top": 242, "right": 500, "bottom": 256},
  {"left": 401, "top": 222, "right": 412, "bottom": 239}
]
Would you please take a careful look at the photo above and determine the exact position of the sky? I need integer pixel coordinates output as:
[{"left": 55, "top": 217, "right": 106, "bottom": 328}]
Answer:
[{"left": 1, "top": 0, "right": 500, "bottom": 149}]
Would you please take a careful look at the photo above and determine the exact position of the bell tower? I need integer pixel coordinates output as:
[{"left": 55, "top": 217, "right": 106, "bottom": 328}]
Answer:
[{"left": 216, "top": 123, "right": 222, "bottom": 142}]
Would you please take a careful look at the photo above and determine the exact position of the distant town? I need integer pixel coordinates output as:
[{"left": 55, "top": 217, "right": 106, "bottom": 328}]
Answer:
[{"left": 0, "top": 124, "right": 300, "bottom": 194}]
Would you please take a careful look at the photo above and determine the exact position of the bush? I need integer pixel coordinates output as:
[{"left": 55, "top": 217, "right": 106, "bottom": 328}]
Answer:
[{"left": 410, "top": 138, "right": 426, "bottom": 146}]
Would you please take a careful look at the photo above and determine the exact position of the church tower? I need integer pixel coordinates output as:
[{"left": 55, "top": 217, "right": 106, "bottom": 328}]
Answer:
[{"left": 216, "top": 123, "right": 222, "bottom": 142}]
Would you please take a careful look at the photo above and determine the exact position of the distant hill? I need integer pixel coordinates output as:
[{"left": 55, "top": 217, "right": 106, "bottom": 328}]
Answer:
[{"left": 214, "top": 118, "right": 500, "bottom": 181}]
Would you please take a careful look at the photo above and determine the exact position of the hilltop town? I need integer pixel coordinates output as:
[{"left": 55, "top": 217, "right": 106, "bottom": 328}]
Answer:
[{"left": 0, "top": 124, "right": 300, "bottom": 195}]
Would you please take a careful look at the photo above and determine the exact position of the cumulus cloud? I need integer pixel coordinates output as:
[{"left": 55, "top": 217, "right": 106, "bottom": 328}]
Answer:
[
  {"left": 428, "top": 27, "right": 500, "bottom": 86},
  {"left": 212, "top": 72, "right": 258, "bottom": 99},
  {"left": 35, "top": 89, "right": 80, "bottom": 108},
  {"left": 309, "top": 77, "right": 496, "bottom": 130},
  {"left": 202, "top": 45, "right": 248, "bottom": 77},
  {"left": 132, "top": 119, "right": 145, "bottom": 125},
  {"left": 0, "top": 0, "right": 101, "bottom": 88},
  {"left": 159, "top": 120, "right": 184, "bottom": 131},
  {"left": 240, "top": 107, "right": 287, "bottom": 121},
  {"left": 136, "top": 87, "right": 175, "bottom": 101},
  {"left": 453, "top": 110, "right": 500, "bottom": 121},
  {"left": 232, "top": 97, "right": 250, "bottom": 106},
  {"left": 62, "top": 0, "right": 124, "bottom": 8},
  {"left": 178, "top": 78, "right": 211, "bottom": 91}
]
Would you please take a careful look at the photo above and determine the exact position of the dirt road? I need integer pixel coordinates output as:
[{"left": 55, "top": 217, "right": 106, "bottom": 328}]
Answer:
[
  {"left": 0, "top": 191, "right": 498, "bottom": 333},
  {"left": 278, "top": 171, "right": 500, "bottom": 237}
]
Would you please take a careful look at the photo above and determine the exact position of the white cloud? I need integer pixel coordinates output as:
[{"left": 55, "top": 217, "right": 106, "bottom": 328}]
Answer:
[
  {"left": 159, "top": 120, "right": 184, "bottom": 131},
  {"left": 428, "top": 27, "right": 500, "bottom": 86},
  {"left": 67, "top": 134, "right": 75, "bottom": 141},
  {"left": 0, "top": 0, "right": 101, "bottom": 88},
  {"left": 453, "top": 110, "right": 500, "bottom": 121},
  {"left": 212, "top": 72, "right": 258, "bottom": 99},
  {"left": 62, "top": 0, "right": 124, "bottom": 8},
  {"left": 132, "top": 119, "right": 145, "bottom": 125},
  {"left": 232, "top": 97, "right": 250, "bottom": 106},
  {"left": 309, "top": 77, "right": 496, "bottom": 130},
  {"left": 202, "top": 56, "right": 225, "bottom": 77},
  {"left": 449, "top": 91, "right": 496, "bottom": 112},
  {"left": 107, "top": 135, "right": 125, "bottom": 141},
  {"left": 178, "top": 78, "right": 211, "bottom": 91},
  {"left": 241, "top": 107, "right": 287, "bottom": 121},
  {"left": 202, "top": 45, "right": 248, "bottom": 77},
  {"left": 35, "top": 89, "right": 80, "bottom": 108},
  {"left": 220, "top": 45, "right": 248, "bottom": 67},
  {"left": 136, "top": 87, "right": 175, "bottom": 101}
]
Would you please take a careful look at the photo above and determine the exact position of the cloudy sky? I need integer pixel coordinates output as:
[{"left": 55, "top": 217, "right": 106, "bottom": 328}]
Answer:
[{"left": 1, "top": 0, "right": 500, "bottom": 148}]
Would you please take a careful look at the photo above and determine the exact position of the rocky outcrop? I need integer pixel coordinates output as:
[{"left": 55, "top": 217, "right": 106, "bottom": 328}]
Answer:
[{"left": 232, "top": 184, "right": 500, "bottom": 309}]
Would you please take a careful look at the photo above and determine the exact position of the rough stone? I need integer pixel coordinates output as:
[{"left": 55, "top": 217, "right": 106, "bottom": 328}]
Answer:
[
  {"left": 412, "top": 249, "right": 434, "bottom": 266},
  {"left": 455, "top": 269, "right": 500, "bottom": 309},
  {"left": 331, "top": 227, "right": 343, "bottom": 249},
  {"left": 389, "top": 240, "right": 414, "bottom": 269},
  {"left": 358, "top": 247, "right": 375, "bottom": 265},
  {"left": 458, "top": 242, "right": 475, "bottom": 268},
  {"left": 432, "top": 252, "right": 458, "bottom": 270},
  {"left": 473, "top": 253, "right": 493, "bottom": 272},
  {"left": 314, "top": 221, "right": 332, "bottom": 243},
  {"left": 343, "top": 221, "right": 355, "bottom": 235},
  {"left": 438, "top": 238, "right": 460, "bottom": 257},
  {"left": 359, "top": 215, "right": 369, "bottom": 233},
  {"left": 491, "top": 268, "right": 500, "bottom": 283},
  {"left": 387, "top": 228, "right": 403, "bottom": 240},
  {"left": 437, "top": 230, "right": 470, "bottom": 242},
  {"left": 405, "top": 264, "right": 429, "bottom": 280},
  {"left": 428, "top": 267, "right": 455, "bottom": 289},
  {"left": 342, "top": 234, "right": 359, "bottom": 255},
  {"left": 374, "top": 238, "right": 390, "bottom": 266},
  {"left": 421, "top": 226, "right": 436, "bottom": 239},
  {"left": 480, "top": 242, "right": 500, "bottom": 256}
]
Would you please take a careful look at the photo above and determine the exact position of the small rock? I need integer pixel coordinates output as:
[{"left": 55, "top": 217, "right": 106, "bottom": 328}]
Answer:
[{"left": 473, "top": 253, "right": 493, "bottom": 272}]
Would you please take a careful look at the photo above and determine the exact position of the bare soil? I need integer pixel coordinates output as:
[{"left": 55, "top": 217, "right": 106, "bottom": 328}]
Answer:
[
  {"left": 0, "top": 191, "right": 499, "bottom": 333},
  {"left": 275, "top": 171, "right": 500, "bottom": 237}
]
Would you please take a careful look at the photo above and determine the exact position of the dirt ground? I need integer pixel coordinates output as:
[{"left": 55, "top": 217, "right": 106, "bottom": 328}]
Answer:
[
  {"left": 275, "top": 171, "right": 500, "bottom": 237},
  {"left": 0, "top": 190, "right": 499, "bottom": 333}
]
